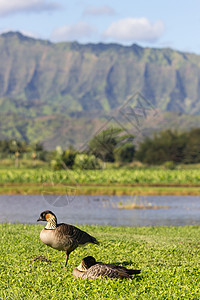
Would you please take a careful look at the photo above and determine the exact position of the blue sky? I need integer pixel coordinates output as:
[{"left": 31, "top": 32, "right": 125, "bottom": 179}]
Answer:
[{"left": 0, "top": 0, "right": 200, "bottom": 54}]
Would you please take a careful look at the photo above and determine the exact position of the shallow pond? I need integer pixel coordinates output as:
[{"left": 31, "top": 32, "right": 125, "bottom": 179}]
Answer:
[{"left": 0, "top": 194, "right": 200, "bottom": 226}]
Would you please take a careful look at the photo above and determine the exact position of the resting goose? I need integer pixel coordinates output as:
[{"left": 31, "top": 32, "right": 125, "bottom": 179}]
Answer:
[
  {"left": 73, "top": 256, "right": 141, "bottom": 279},
  {"left": 37, "top": 211, "right": 99, "bottom": 267}
]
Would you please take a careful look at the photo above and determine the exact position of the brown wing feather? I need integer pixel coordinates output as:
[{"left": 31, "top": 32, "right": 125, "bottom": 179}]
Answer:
[
  {"left": 56, "top": 223, "right": 98, "bottom": 246},
  {"left": 107, "top": 263, "right": 141, "bottom": 275},
  {"left": 84, "top": 263, "right": 130, "bottom": 279},
  {"left": 73, "top": 262, "right": 140, "bottom": 279}
]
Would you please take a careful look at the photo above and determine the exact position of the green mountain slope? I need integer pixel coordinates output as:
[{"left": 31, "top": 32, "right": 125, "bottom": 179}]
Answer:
[{"left": 1, "top": 31, "right": 200, "bottom": 148}]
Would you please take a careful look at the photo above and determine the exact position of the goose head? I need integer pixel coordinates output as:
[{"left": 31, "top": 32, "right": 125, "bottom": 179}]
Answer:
[
  {"left": 77, "top": 256, "right": 96, "bottom": 271},
  {"left": 37, "top": 210, "right": 57, "bottom": 229}
]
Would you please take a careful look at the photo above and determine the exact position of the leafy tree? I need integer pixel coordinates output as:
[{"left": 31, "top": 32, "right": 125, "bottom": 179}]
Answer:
[
  {"left": 135, "top": 130, "right": 187, "bottom": 164},
  {"left": 114, "top": 142, "right": 135, "bottom": 163},
  {"left": 183, "top": 129, "right": 200, "bottom": 163},
  {"left": 88, "top": 127, "right": 134, "bottom": 163}
]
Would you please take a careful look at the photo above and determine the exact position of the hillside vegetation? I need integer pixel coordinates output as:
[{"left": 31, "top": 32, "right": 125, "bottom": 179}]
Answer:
[
  {"left": 1, "top": 32, "right": 200, "bottom": 148},
  {"left": 1, "top": 32, "right": 200, "bottom": 115}
]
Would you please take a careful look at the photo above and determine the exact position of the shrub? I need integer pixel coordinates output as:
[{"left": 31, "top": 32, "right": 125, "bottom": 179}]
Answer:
[
  {"left": 73, "top": 154, "right": 102, "bottom": 170},
  {"left": 163, "top": 161, "right": 176, "bottom": 170},
  {"left": 51, "top": 147, "right": 76, "bottom": 170},
  {"left": 62, "top": 149, "right": 76, "bottom": 168}
]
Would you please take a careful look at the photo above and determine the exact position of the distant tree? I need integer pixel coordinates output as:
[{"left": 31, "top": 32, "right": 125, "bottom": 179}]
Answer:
[
  {"left": 135, "top": 130, "right": 187, "bottom": 164},
  {"left": 0, "top": 140, "right": 9, "bottom": 158},
  {"left": 0, "top": 139, "right": 49, "bottom": 163},
  {"left": 30, "top": 142, "right": 50, "bottom": 162},
  {"left": 114, "top": 142, "right": 135, "bottom": 163},
  {"left": 183, "top": 129, "right": 200, "bottom": 163},
  {"left": 34, "top": 142, "right": 44, "bottom": 152},
  {"left": 88, "top": 127, "right": 134, "bottom": 163}
]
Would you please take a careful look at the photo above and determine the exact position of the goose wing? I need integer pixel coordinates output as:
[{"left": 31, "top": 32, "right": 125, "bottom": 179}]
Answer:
[
  {"left": 56, "top": 223, "right": 98, "bottom": 246},
  {"left": 85, "top": 263, "right": 130, "bottom": 279},
  {"left": 108, "top": 264, "right": 141, "bottom": 275}
]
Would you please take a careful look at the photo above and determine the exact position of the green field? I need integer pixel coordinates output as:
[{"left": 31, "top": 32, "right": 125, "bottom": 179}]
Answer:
[
  {"left": 1, "top": 168, "right": 200, "bottom": 184},
  {"left": 1, "top": 224, "right": 200, "bottom": 299},
  {"left": 0, "top": 167, "right": 200, "bottom": 195}
]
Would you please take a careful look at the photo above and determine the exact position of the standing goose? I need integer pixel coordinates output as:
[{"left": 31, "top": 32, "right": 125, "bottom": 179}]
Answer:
[
  {"left": 37, "top": 211, "right": 99, "bottom": 267},
  {"left": 73, "top": 256, "right": 141, "bottom": 279}
]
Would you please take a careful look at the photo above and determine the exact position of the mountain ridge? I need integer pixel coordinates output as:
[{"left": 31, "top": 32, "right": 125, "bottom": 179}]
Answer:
[
  {"left": 0, "top": 31, "right": 200, "bottom": 148},
  {"left": 1, "top": 31, "right": 200, "bottom": 114}
]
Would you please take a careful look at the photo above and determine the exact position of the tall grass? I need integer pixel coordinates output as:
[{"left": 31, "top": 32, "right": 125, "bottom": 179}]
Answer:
[{"left": 0, "top": 168, "right": 200, "bottom": 185}]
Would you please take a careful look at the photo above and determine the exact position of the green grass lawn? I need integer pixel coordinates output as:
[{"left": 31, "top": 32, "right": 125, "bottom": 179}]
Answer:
[{"left": 1, "top": 224, "right": 200, "bottom": 299}]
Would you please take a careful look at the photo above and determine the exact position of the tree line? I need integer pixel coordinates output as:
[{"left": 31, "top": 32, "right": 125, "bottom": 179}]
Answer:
[
  {"left": 136, "top": 128, "right": 200, "bottom": 165},
  {"left": 0, "top": 140, "right": 48, "bottom": 161},
  {"left": 0, "top": 127, "right": 200, "bottom": 168}
]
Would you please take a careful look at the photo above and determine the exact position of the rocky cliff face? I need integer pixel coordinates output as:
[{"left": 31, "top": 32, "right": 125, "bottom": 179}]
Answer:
[
  {"left": 1, "top": 32, "right": 200, "bottom": 148},
  {"left": 1, "top": 31, "right": 200, "bottom": 116}
]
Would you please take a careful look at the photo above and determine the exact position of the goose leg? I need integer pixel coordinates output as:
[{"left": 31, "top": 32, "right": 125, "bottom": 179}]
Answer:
[{"left": 65, "top": 252, "right": 69, "bottom": 267}]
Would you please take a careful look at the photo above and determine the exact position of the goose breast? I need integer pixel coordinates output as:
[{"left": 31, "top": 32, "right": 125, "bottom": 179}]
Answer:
[{"left": 40, "top": 229, "right": 70, "bottom": 250}]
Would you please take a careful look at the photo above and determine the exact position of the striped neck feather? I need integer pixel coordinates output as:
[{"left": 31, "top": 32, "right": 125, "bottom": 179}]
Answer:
[{"left": 45, "top": 215, "right": 57, "bottom": 229}]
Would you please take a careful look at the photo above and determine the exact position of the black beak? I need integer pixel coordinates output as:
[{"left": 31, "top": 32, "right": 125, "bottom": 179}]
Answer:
[{"left": 37, "top": 217, "right": 43, "bottom": 222}]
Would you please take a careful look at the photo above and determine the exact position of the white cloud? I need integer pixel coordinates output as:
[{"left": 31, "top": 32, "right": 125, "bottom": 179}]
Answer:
[
  {"left": 83, "top": 5, "right": 115, "bottom": 16},
  {"left": 0, "top": 0, "right": 59, "bottom": 16},
  {"left": 103, "top": 18, "right": 165, "bottom": 43},
  {"left": 51, "top": 22, "right": 97, "bottom": 42}
]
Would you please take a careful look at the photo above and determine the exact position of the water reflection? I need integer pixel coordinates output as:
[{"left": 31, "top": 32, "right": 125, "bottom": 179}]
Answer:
[{"left": 0, "top": 195, "right": 200, "bottom": 226}]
